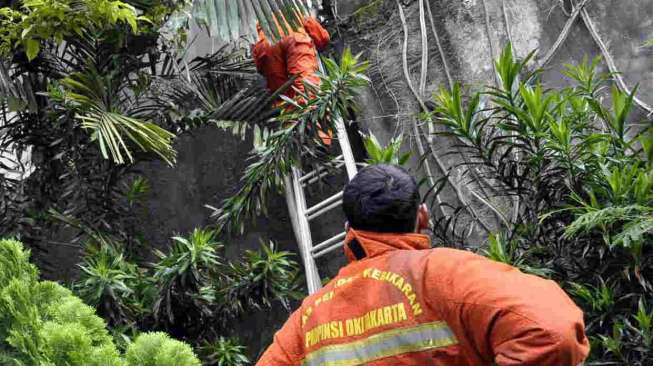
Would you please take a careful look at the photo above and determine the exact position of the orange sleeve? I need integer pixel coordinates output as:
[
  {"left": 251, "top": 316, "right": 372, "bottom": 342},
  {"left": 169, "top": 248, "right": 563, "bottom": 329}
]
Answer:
[
  {"left": 302, "top": 17, "right": 330, "bottom": 50},
  {"left": 424, "top": 249, "right": 590, "bottom": 366},
  {"left": 256, "top": 309, "right": 304, "bottom": 366}
]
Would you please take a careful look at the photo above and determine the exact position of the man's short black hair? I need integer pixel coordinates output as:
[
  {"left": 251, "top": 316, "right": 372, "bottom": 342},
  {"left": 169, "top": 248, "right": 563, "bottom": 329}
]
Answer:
[{"left": 343, "top": 164, "right": 420, "bottom": 233}]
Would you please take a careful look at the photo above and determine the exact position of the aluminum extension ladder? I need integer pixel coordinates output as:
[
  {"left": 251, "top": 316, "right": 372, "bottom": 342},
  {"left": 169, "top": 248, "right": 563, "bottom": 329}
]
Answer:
[{"left": 283, "top": 112, "right": 359, "bottom": 295}]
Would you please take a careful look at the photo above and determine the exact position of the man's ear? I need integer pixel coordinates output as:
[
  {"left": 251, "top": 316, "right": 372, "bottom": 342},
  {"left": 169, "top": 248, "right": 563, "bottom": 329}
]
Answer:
[{"left": 416, "top": 204, "right": 430, "bottom": 232}]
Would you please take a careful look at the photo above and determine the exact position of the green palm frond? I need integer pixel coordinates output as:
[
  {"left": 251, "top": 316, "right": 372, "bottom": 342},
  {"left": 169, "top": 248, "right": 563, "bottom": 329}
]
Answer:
[
  {"left": 60, "top": 68, "right": 176, "bottom": 166},
  {"left": 77, "top": 112, "right": 176, "bottom": 166},
  {"left": 192, "top": 0, "right": 317, "bottom": 42}
]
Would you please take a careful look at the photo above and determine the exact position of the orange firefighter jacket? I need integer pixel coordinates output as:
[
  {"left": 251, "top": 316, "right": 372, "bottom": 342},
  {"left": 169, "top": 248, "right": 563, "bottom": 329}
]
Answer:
[
  {"left": 252, "top": 17, "right": 333, "bottom": 145},
  {"left": 252, "top": 17, "right": 330, "bottom": 101},
  {"left": 257, "top": 229, "right": 590, "bottom": 366}
]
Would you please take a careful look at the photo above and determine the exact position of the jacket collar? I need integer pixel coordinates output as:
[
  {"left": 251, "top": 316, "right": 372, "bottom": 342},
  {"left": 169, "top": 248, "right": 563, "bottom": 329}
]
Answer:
[{"left": 343, "top": 229, "right": 431, "bottom": 262}]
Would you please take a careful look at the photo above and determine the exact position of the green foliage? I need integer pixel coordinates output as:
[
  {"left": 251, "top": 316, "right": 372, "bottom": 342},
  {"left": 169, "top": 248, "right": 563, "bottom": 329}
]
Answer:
[
  {"left": 482, "top": 232, "right": 551, "bottom": 277},
  {"left": 0, "top": 239, "right": 38, "bottom": 289},
  {"left": 431, "top": 43, "right": 653, "bottom": 364},
  {"left": 218, "top": 241, "right": 300, "bottom": 315},
  {"left": 0, "top": 238, "right": 200, "bottom": 366},
  {"left": 363, "top": 133, "right": 410, "bottom": 166},
  {"left": 152, "top": 228, "right": 221, "bottom": 330},
  {"left": 0, "top": 0, "right": 144, "bottom": 60},
  {"left": 75, "top": 244, "right": 139, "bottom": 326},
  {"left": 568, "top": 281, "right": 614, "bottom": 314},
  {"left": 154, "top": 228, "right": 221, "bottom": 290},
  {"left": 59, "top": 68, "right": 177, "bottom": 165},
  {"left": 200, "top": 337, "right": 249, "bottom": 366},
  {"left": 69, "top": 222, "right": 300, "bottom": 362},
  {"left": 634, "top": 298, "right": 653, "bottom": 348},
  {"left": 125, "top": 332, "right": 201, "bottom": 366},
  {"left": 125, "top": 176, "right": 151, "bottom": 206},
  {"left": 213, "top": 48, "right": 370, "bottom": 234}
]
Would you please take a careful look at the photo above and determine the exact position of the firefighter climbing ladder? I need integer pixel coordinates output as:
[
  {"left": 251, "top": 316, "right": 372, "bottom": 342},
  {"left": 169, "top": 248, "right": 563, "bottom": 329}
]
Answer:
[{"left": 283, "top": 103, "right": 359, "bottom": 295}]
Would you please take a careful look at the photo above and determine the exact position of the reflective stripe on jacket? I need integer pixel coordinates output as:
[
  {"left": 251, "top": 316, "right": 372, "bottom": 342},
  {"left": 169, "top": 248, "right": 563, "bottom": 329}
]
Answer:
[{"left": 256, "top": 229, "right": 590, "bottom": 366}]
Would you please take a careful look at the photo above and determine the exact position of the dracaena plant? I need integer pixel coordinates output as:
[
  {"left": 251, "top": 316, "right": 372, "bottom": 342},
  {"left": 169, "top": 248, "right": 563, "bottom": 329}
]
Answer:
[
  {"left": 199, "top": 336, "right": 250, "bottom": 366},
  {"left": 212, "top": 48, "right": 370, "bottom": 235},
  {"left": 215, "top": 241, "right": 301, "bottom": 318},
  {"left": 76, "top": 243, "right": 139, "bottom": 327},
  {"left": 430, "top": 43, "right": 653, "bottom": 364},
  {"left": 152, "top": 228, "right": 221, "bottom": 332},
  {"left": 363, "top": 132, "right": 410, "bottom": 166}
]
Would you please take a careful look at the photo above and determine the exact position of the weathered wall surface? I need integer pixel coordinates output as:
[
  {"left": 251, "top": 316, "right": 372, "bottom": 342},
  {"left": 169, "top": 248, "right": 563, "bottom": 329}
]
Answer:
[{"left": 332, "top": 0, "right": 653, "bottom": 245}]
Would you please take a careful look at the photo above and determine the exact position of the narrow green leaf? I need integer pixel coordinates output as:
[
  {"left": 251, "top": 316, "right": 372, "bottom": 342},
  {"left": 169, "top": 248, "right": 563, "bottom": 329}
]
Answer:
[{"left": 24, "top": 39, "right": 40, "bottom": 61}]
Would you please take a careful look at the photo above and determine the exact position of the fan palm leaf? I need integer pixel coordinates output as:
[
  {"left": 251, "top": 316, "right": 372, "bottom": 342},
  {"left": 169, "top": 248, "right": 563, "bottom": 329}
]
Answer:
[
  {"left": 61, "top": 68, "right": 176, "bottom": 166},
  {"left": 192, "top": 0, "right": 318, "bottom": 42}
]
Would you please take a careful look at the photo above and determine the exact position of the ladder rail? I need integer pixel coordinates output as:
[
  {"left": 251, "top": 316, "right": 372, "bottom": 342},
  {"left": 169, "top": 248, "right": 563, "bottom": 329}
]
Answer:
[
  {"left": 291, "top": 168, "right": 322, "bottom": 293},
  {"left": 284, "top": 56, "right": 359, "bottom": 295}
]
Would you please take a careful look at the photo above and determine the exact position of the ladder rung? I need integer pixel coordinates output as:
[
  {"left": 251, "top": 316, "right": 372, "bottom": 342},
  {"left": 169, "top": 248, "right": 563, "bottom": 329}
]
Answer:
[
  {"left": 305, "top": 191, "right": 343, "bottom": 217},
  {"left": 311, "top": 232, "right": 346, "bottom": 253},
  {"left": 303, "top": 162, "right": 345, "bottom": 187},
  {"left": 333, "top": 159, "right": 368, "bottom": 168},
  {"left": 299, "top": 155, "right": 344, "bottom": 183},
  {"left": 313, "top": 241, "right": 345, "bottom": 259},
  {"left": 307, "top": 200, "right": 343, "bottom": 221}
]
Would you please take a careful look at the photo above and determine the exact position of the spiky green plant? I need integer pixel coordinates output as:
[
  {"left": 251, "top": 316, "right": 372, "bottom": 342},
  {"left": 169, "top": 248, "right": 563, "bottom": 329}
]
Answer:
[
  {"left": 200, "top": 337, "right": 250, "bottom": 366},
  {"left": 152, "top": 228, "right": 221, "bottom": 330},
  {"left": 217, "top": 241, "right": 300, "bottom": 317},
  {"left": 75, "top": 244, "right": 139, "bottom": 326},
  {"left": 430, "top": 43, "right": 653, "bottom": 364},
  {"left": 363, "top": 133, "right": 410, "bottom": 166}
]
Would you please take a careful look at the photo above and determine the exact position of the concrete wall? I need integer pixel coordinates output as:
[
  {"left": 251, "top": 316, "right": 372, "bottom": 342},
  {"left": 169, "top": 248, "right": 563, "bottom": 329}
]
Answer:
[{"left": 332, "top": 0, "right": 653, "bottom": 245}]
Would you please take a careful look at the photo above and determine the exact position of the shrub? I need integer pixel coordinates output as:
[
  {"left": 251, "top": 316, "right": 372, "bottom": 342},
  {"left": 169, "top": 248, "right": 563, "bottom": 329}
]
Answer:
[
  {"left": 71, "top": 227, "right": 299, "bottom": 362},
  {"left": 0, "top": 238, "right": 201, "bottom": 366},
  {"left": 200, "top": 337, "right": 250, "bottom": 366},
  {"left": 216, "top": 241, "right": 301, "bottom": 318},
  {"left": 75, "top": 243, "right": 140, "bottom": 327},
  {"left": 125, "top": 332, "right": 201, "bottom": 366},
  {"left": 431, "top": 44, "right": 652, "bottom": 364}
]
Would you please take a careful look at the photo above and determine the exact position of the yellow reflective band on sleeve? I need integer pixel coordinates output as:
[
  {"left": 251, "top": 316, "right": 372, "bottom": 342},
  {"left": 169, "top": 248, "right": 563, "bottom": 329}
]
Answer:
[{"left": 301, "top": 321, "right": 458, "bottom": 366}]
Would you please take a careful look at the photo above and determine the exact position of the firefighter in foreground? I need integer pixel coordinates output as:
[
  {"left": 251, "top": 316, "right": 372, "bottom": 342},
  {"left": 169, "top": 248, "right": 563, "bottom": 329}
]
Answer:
[{"left": 257, "top": 164, "right": 590, "bottom": 365}]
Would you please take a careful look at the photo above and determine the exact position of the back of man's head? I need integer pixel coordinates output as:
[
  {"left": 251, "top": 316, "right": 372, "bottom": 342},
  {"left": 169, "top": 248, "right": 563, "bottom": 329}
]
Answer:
[{"left": 343, "top": 164, "right": 420, "bottom": 233}]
